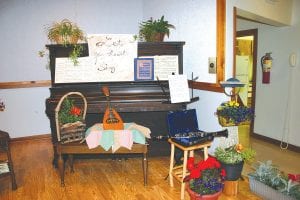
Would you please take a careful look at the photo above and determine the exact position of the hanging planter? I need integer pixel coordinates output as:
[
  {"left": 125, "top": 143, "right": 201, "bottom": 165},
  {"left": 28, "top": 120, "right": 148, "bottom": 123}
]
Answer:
[{"left": 216, "top": 101, "right": 254, "bottom": 127}]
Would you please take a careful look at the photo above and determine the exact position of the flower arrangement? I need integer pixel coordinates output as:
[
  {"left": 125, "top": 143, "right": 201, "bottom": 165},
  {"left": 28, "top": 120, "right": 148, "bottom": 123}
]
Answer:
[
  {"left": 58, "top": 97, "right": 83, "bottom": 124},
  {"left": 216, "top": 101, "right": 254, "bottom": 126},
  {"left": 0, "top": 99, "right": 5, "bottom": 111},
  {"left": 214, "top": 144, "right": 256, "bottom": 164},
  {"left": 248, "top": 160, "right": 300, "bottom": 200},
  {"left": 183, "top": 157, "right": 225, "bottom": 196}
]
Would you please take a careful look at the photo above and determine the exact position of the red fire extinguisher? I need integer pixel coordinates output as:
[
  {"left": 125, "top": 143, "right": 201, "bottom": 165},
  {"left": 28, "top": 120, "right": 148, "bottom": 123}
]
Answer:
[{"left": 261, "top": 52, "right": 273, "bottom": 84}]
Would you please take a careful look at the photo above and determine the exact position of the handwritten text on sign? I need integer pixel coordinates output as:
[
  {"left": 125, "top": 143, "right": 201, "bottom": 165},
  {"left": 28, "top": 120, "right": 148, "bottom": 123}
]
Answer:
[{"left": 87, "top": 34, "right": 137, "bottom": 81}]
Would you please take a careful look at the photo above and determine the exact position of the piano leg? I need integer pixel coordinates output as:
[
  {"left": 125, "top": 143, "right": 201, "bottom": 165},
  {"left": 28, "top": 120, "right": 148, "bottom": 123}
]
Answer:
[
  {"left": 142, "top": 153, "right": 148, "bottom": 186},
  {"left": 57, "top": 148, "right": 65, "bottom": 186}
]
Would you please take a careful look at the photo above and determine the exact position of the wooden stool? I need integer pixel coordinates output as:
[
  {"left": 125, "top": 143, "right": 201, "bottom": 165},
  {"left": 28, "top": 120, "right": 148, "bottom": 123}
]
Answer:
[
  {"left": 0, "top": 130, "right": 17, "bottom": 190},
  {"left": 168, "top": 139, "right": 212, "bottom": 200}
]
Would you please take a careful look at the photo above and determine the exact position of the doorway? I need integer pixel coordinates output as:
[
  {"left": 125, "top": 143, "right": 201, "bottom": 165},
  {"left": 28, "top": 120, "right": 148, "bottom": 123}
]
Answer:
[{"left": 234, "top": 28, "right": 258, "bottom": 140}]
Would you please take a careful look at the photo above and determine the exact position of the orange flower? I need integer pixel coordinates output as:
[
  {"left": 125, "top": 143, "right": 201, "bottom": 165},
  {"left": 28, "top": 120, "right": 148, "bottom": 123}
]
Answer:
[{"left": 235, "top": 144, "right": 243, "bottom": 153}]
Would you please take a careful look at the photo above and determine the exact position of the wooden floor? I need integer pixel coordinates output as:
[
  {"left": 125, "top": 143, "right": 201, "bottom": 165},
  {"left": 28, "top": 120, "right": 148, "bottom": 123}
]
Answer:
[{"left": 0, "top": 127, "right": 299, "bottom": 199}]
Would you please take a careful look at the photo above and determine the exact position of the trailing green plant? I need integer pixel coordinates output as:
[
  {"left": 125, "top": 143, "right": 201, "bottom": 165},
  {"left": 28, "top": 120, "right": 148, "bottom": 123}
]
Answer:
[
  {"left": 69, "top": 44, "right": 84, "bottom": 66},
  {"left": 214, "top": 144, "right": 256, "bottom": 164},
  {"left": 58, "top": 97, "right": 83, "bottom": 124},
  {"left": 46, "top": 19, "right": 85, "bottom": 65},
  {"left": 139, "top": 16, "right": 175, "bottom": 42},
  {"left": 249, "top": 160, "right": 300, "bottom": 199}
]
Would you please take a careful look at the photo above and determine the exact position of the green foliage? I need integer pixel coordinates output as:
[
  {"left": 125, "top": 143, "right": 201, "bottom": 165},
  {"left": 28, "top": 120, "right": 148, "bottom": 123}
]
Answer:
[
  {"left": 58, "top": 98, "right": 82, "bottom": 124},
  {"left": 69, "top": 45, "right": 84, "bottom": 66},
  {"left": 47, "top": 19, "right": 85, "bottom": 45},
  {"left": 249, "top": 160, "right": 300, "bottom": 199},
  {"left": 214, "top": 144, "right": 256, "bottom": 164},
  {"left": 139, "top": 16, "right": 175, "bottom": 42}
]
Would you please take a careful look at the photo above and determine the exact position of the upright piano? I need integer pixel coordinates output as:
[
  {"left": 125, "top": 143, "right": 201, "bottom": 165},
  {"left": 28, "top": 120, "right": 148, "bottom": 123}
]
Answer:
[{"left": 45, "top": 42, "right": 195, "bottom": 157}]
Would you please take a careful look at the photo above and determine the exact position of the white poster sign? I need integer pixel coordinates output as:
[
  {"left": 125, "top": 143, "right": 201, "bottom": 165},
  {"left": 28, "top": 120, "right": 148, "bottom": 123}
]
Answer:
[{"left": 87, "top": 34, "right": 137, "bottom": 81}]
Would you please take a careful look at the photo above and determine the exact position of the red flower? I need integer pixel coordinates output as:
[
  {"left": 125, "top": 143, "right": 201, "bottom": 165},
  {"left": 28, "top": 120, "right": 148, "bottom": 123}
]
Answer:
[
  {"left": 70, "top": 106, "right": 81, "bottom": 116},
  {"left": 288, "top": 174, "right": 300, "bottom": 182},
  {"left": 190, "top": 167, "right": 201, "bottom": 179},
  {"left": 221, "top": 169, "right": 226, "bottom": 177},
  {"left": 187, "top": 157, "right": 195, "bottom": 171}
]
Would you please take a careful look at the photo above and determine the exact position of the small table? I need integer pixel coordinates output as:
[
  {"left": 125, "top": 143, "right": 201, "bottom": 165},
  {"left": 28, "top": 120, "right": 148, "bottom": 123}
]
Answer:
[{"left": 56, "top": 142, "right": 148, "bottom": 186}]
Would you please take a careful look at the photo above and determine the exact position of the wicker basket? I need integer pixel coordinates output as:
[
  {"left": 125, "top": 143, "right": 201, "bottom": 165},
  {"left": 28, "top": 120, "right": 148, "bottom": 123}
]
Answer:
[
  {"left": 55, "top": 92, "right": 87, "bottom": 144},
  {"left": 218, "top": 115, "right": 250, "bottom": 127}
]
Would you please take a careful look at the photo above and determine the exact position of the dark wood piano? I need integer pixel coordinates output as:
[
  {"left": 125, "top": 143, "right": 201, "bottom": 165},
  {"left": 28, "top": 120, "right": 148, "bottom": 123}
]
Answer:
[{"left": 45, "top": 42, "right": 196, "bottom": 159}]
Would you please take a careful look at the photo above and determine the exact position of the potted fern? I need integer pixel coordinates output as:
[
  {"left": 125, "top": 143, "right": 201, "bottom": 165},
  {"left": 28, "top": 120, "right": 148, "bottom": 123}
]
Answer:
[
  {"left": 139, "top": 16, "right": 175, "bottom": 42},
  {"left": 248, "top": 160, "right": 300, "bottom": 200}
]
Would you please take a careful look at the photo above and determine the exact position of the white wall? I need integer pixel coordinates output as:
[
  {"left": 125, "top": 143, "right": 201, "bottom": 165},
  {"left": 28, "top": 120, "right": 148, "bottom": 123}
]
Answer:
[
  {"left": 233, "top": 0, "right": 293, "bottom": 26},
  {"left": 227, "top": 0, "right": 300, "bottom": 147},
  {"left": 142, "top": 0, "right": 217, "bottom": 83},
  {"left": 0, "top": 0, "right": 143, "bottom": 138},
  {"left": 142, "top": 0, "right": 229, "bottom": 132}
]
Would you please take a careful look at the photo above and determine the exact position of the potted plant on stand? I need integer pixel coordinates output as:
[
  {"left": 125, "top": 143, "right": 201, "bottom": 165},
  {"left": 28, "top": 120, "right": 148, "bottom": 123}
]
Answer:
[
  {"left": 216, "top": 101, "right": 254, "bottom": 127},
  {"left": 183, "top": 157, "right": 225, "bottom": 200},
  {"left": 214, "top": 144, "right": 255, "bottom": 196},
  {"left": 215, "top": 144, "right": 255, "bottom": 181},
  {"left": 139, "top": 15, "right": 175, "bottom": 42}
]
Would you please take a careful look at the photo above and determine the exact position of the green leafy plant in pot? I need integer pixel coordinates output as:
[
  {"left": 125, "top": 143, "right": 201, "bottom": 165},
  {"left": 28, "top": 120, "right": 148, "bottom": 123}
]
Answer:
[
  {"left": 46, "top": 19, "right": 85, "bottom": 65},
  {"left": 139, "top": 16, "right": 175, "bottom": 42},
  {"left": 214, "top": 144, "right": 256, "bottom": 181}
]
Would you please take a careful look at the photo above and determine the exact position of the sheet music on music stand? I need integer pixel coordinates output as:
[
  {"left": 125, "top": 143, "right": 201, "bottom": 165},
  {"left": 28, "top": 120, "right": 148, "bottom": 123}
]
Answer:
[{"left": 168, "top": 74, "right": 190, "bottom": 103}]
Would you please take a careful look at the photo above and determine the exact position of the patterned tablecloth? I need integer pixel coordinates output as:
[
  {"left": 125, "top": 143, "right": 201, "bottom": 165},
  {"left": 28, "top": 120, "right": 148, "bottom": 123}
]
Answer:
[{"left": 85, "top": 123, "right": 151, "bottom": 152}]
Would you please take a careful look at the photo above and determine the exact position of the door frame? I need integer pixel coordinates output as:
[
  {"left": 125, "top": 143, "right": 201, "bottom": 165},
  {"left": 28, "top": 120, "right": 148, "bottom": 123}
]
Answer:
[{"left": 233, "top": 11, "right": 258, "bottom": 135}]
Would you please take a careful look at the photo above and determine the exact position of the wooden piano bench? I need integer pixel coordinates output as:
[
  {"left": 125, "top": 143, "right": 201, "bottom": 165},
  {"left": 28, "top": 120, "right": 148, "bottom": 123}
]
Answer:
[
  {"left": 56, "top": 142, "right": 148, "bottom": 186},
  {"left": 168, "top": 139, "right": 212, "bottom": 200}
]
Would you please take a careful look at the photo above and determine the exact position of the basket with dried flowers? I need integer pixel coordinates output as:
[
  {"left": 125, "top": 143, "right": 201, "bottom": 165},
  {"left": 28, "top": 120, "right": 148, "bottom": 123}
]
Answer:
[{"left": 55, "top": 92, "right": 87, "bottom": 144}]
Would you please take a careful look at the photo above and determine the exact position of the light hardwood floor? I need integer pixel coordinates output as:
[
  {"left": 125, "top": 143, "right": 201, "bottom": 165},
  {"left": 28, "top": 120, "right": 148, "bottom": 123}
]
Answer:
[{"left": 0, "top": 128, "right": 299, "bottom": 200}]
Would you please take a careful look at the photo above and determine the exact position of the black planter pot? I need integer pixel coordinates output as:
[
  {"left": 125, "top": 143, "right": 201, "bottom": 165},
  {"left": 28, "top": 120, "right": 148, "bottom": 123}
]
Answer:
[{"left": 221, "top": 161, "right": 244, "bottom": 181}]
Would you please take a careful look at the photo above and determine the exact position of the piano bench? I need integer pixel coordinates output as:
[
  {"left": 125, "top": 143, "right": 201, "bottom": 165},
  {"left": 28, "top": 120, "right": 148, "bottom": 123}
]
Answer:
[
  {"left": 167, "top": 139, "right": 212, "bottom": 200},
  {"left": 56, "top": 142, "right": 148, "bottom": 187}
]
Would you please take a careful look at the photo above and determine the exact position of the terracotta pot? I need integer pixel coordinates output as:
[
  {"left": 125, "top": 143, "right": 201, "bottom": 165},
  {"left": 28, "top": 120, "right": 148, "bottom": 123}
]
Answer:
[{"left": 186, "top": 185, "right": 222, "bottom": 200}]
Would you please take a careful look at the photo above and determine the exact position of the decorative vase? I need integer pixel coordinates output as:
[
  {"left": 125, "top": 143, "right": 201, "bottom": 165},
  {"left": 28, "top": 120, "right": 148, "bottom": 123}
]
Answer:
[
  {"left": 221, "top": 161, "right": 244, "bottom": 181},
  {"left": 186, "top": 185, "right": 222, "bottom": 200}
]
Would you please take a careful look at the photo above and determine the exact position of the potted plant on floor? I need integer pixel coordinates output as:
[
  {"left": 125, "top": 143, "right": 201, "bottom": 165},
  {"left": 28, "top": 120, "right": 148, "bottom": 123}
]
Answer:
[
  {"left": 214, "top": 144, "right": 256, "bottom": 181},
  {"left": 139, "top": 16, "right": 175, "bottom": 42},
  {"left": 183, "top": 157, "right": 225, "bottom": 200},
  {"left": 248, "top": 160, "right": 300, "bottom": 200}
]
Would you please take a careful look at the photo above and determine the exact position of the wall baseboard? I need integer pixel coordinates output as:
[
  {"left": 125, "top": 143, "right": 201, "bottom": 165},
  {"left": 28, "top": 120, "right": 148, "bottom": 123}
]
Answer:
[
  {"left": 253, "top": 133, "right": 300, "bottom": 153},
  {"left": 11, "top": 134, "right": 51, "bottom": 142}
]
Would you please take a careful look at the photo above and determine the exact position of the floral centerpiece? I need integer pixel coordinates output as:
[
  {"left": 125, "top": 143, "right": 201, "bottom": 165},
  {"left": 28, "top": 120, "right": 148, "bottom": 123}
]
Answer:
[
  {"left": 183, "top": 157, "right": 225, "bottom": 199},
  {"left": 214, "top": 144, "right": 255, "bottom": 181},
  {"left": 216, "top": 101, "right": 254, "bottom": 127},
  {"left": 248, "top": 160, "right": 300, "bottom": 200}
]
